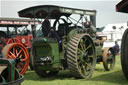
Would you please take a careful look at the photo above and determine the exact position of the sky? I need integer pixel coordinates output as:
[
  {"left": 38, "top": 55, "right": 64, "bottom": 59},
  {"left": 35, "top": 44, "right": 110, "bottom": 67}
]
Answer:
[{"left": 0, "top": 0, "right": 128, "bottom": 27}]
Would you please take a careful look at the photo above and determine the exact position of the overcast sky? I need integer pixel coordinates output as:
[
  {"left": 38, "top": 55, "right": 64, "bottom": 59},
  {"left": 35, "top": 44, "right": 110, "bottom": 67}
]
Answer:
[{"left": 0, "top": 0, "right": 128, "bottom": 27}]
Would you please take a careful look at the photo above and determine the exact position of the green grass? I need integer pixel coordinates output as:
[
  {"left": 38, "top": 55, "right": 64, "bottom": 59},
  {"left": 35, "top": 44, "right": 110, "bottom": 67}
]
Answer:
[{"left": 22, "top": 56, "right": 128, "bottom": 85}]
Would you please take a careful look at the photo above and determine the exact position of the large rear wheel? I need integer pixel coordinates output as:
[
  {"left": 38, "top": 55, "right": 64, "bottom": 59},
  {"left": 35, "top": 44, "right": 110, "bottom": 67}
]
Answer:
[
  {"left": 2, "top": 43, "right": 29, "bottom": 75},
  {"left": 121, "top": 28, "right": 128, "bottom": 80},
  {"left": 67, "top": 34, "right": 96, "bottom": 79}
]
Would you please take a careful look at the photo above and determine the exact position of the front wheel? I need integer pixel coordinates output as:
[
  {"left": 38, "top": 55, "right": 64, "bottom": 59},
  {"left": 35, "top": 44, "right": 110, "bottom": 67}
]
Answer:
[{"left": 103, "top": 47, "right": 115, "bottom": 71}]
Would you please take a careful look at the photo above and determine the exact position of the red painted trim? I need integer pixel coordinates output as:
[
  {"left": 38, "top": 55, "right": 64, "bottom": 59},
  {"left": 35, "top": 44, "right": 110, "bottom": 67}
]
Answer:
[{"left": 0, "top": 20, "right": 41, "bottom": 25}]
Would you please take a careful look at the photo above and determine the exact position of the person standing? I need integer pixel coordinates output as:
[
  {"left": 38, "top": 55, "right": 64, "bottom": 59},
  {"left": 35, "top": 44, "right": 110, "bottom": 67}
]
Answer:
[{"left": 112, "top": 41, "right": 119, "bottom": 54}]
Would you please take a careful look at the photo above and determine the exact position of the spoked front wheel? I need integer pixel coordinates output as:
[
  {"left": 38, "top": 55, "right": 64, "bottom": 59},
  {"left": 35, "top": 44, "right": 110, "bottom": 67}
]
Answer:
[
  {"left": 103, "top": 47, "right": 115, "bottom": 71},
  {"left": 2, "top": 43, "right": 29, "bottom": 75}
]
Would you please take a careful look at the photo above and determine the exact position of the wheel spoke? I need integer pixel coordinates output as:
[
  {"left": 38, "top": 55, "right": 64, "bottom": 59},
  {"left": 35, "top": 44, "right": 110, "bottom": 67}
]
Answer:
[
  {"left": 80, "top": 44, "right": 84, "bottom": 50},
  {"left": 81, "top": 64, "right": 86, "bottom": 75},
  {"left": 78, "top": 62, "right": 84, "bottom": 74},
  {"left": 85, "top": 44, "right": 92, "bottom": 51},
  {"left": 83, "top": 39, "right": 86, "bottom": 50},
  {"left": 82, "top": 61, "right": 91, "bottom": 75},
  {"left": 83, "top": 38, "right": 88, "bottom": 49},
  {"left": 87, "top": 63, "right": 92, "bottom": 69},
  {"left": 85, "top": 62, "right": 92, "bottom": 71},
  {"left": 9, "top": 51, "right": 16, "bottom": 58},
  {"left": 78, "top": 60, "right": 91, "bottom": 75},
  {"left": 79, "top": 40, "right": 84, "bottom": 50},
  {"left": 19, "top": 54, "right": 23, "bottom": 58},
  {"left": 78, "top": 59, "right": 82, "bottom": 65},
  {"left": 78, "top": 48, "right": 82, "bottom": 53},
  {"left": 17, "top": 49, "right": 23, "bottom": 57},
  {"left": 8, "top": 54, "right": 14, "bottom": 59},
  {"left": 13, "top": 47, "right": 15, "bottom": 55}
]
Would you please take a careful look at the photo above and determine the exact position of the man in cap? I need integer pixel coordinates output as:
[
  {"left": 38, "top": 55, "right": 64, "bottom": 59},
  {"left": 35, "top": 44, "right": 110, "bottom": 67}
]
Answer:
[{"left": 42, "top": 16, "right": 61, "bottom": 43}]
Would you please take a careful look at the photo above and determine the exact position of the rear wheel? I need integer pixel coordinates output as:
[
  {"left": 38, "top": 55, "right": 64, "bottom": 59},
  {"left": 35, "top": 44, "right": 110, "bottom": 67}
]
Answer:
[
  {"left": 121, "top": 28, "right": 128, "bottom": 79},
  {"left": 103, "top": 47, "right": 115, "bottom": 71},
  {"left": 67, "top": 34, "right": 96, "bottom": 79},
  {"left": 2, "top": 43, "right": 29, "bottom": 75}
]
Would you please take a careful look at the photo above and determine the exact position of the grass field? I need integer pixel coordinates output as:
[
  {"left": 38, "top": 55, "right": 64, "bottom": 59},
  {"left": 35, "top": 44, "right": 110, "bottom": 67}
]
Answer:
[{"left": 23, "top": 56, "right": 128, "bottom": 85}]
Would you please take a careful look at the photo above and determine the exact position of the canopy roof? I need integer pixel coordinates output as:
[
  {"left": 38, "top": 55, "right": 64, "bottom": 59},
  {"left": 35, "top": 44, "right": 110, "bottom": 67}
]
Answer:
[
  {"left": 116, "top": 0, "right": 128, "bottom": 13},
  {"left": 18, "top": 5, "right": 96, "bottom": 19},
  {"left": 0, "top": 17, "right": 41, "bottom": 27}
]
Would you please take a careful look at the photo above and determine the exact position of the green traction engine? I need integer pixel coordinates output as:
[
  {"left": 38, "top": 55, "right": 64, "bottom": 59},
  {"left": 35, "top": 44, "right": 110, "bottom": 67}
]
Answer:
[
  {"left": 0, "top": 58, "right": 24, "bottom": 85},
  {"left": 18, "top": 5, "right": 116, "bottom": 79}
]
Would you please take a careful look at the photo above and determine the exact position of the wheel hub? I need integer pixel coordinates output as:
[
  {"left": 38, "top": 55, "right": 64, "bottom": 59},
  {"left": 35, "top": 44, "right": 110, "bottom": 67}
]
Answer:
[
  {"left": 15, "top": 57, "right": 21, "bottom": 63},
  {"left": 83, "top": 52, "right": 88, "bottom": 60}
]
